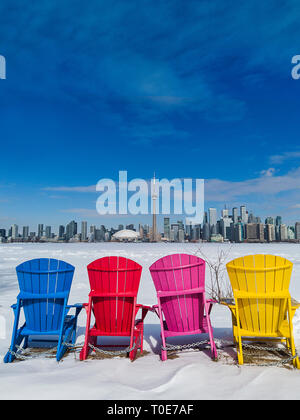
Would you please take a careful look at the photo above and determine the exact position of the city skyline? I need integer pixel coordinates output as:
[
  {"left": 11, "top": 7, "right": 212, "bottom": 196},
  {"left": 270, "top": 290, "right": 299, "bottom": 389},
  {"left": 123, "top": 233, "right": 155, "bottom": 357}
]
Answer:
[
  {"left": 1, "top": 203, "right": 300, "bottom": 244},
  {"left": 1, "top": 198, "right": 300, "bottom": 232}
]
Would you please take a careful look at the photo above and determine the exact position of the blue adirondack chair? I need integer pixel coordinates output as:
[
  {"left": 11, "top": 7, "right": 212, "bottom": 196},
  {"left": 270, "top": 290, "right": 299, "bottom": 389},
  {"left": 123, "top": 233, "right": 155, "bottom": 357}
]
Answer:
[{"left": 4, "top": 258, "right": 82, "bottom": 363}]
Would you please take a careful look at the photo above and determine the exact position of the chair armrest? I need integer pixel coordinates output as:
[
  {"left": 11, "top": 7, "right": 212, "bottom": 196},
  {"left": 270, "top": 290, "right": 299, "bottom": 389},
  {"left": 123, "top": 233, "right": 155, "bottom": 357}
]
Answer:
[
  {"left": 66, "top": 303, "right": 83, "bottom": 309},
  {"left": 136, "top": 304, "right": 153, "bottom": 322},
  {"left": 291, "top": 298, "right": 300, "bottom": 309},
  {"left": 66, "top": 303, "right": 84, "bottom": 316},
  {"left": 11, "top": 302, "right": 24, "bottom": 314},
  {"left": 206, "top": 299, "right": 218, "bottom": 305},
  {"left": 151, "top": 304, "right": 160, "bottom": 318},
  {"left": 136, "top": 304, "right": 154, "bottom": 311},
  {"left": 206, "top": 299, "right": 218, "bottom": 315},
  {"left": 78, "top": 302, "right": 89, "bottom": 314},
  {"left": 220, "top": 298, "right": 235, "bottom": 306},
  {"left": 221, "top": 298, "right": 300, "bottom": 309}
]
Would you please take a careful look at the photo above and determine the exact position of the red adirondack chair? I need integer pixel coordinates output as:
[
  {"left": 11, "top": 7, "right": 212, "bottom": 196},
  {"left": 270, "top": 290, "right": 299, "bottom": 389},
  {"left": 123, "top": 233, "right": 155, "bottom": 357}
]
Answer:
[
  {"left": 80, "top": 256, "right": 151, "bottom": 361},
  {"left": 150, "top": 254, "right": 217, "bottom": 361}
]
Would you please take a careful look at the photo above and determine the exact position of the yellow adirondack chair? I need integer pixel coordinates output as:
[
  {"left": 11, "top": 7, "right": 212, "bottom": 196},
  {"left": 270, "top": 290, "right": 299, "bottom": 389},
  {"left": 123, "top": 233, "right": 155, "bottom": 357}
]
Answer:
[{"left": 223, "top": 255, "right": 300, "bottom": 368}]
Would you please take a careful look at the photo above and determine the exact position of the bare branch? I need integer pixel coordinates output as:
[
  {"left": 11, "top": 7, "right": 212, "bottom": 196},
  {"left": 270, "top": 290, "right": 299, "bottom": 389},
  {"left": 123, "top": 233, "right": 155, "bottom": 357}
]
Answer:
[{"left": 195, "top": 245, "right": 234, "bottom": 302}]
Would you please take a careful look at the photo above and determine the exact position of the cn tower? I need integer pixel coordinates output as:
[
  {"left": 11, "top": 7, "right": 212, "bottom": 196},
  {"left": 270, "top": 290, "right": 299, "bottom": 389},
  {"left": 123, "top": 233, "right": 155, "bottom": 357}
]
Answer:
[{"left": 152, "top": 173, "right": 157, "bottom": 242}]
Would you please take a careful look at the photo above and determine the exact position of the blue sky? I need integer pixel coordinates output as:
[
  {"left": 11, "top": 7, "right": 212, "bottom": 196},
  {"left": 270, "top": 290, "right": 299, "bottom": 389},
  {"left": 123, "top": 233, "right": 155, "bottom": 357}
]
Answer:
[{"left": 1, "top": 0, "right": 300, "bottom": 231}]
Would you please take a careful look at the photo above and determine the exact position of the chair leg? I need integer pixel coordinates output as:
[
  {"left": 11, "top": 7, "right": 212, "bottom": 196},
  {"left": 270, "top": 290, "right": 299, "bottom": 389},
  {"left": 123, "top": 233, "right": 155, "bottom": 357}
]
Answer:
[
  {"left": 286, "top": 301, "right": 299, "bottom": 369},
  {"left": 287, "top": 337, "right": 299, "bottom": 369},
  {"left": 129, "top": 331, "right": 140, "bottom": 362},
  {"left": 133, "top": 320, "right": 144, "bottom": 355},
  {"left": 56, "top": 321, "right": 75, "bottom": 362},
  {"left": 204, "top": 298, "right": 217, "bottom": 360},
  {"left": 207, "top": 328, "right": 218, "bottom": 360},
  {"left": 80, "top": 299, "right": 93, "bottom": 361},
  {"left": 23, "top": 336, "right": 29, "bottom": 350},
  {"left": 236, "top": 337, "right": 244, "bottom": 365},
  {"left": 157, "top": 301, "right": 168, "bottom": 361},
  {"left": 4, "top": 330, "right": 25, "bottom": 363},
  {"left": 140, "top": 324, "right": 144, "bottom": 354},
  {"left": 80, "top": 333, "right": 92, "bottom": 361},
  {"left": 161, "top": 350, "right": 168, "bottom": 361},
  {"left": 4, "top": 301, "right": 24, "bottom": 363},
  {"left": 160, "top": 332, "right": 168, "bottom": 361}
]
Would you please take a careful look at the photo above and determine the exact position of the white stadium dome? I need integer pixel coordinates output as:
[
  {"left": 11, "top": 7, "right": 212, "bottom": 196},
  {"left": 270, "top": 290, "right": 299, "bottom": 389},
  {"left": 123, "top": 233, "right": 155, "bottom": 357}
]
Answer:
[{"left": 112, "top": 229, "right": 140, "bottom": 241}]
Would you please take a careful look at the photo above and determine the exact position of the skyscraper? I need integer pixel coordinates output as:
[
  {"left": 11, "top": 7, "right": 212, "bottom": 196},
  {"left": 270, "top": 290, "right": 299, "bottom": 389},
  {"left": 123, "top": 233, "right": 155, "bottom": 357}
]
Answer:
[
  {"left": 245, "top": 224, "right": 264, "bottom": 242},
  {"left": 202, "top": 223, "right": 210, "bottom": 241},
  {"left": 221, "top": 207, "right": 229, "bottom": 218},
  {"left": 171, "top": 223, "right": 179, "bottom": 241},
  {"left": 265, "top": 217, "right": 274, "bottom": 225},
  {"left": 266, "top": 223, "right": 275, "bottom": 242},
  {"left": 151, "top": 173, "right": 157, "bottom": 242},
  {"left": 178, "top": 228, "right": 185, "bottom": 242},
  {"left": 295, "top": 222, "right": 300, "bottom": 240},
  {"left": 233, "top": 223, "right": 243, "bottom": 243},
  {"left": 220, "top": 216, "right": 232, "bottom": 240},
  {"left": 58, "top": 225, "right": 65, "bottom": 239},
  {"left": 81, "top": 221, "right": 87, "bottom": 241},
  {"left": 22, "top": 226, "right": 29, "bottom": 239},
  {"left": 208, "top": 208, "right": 217, "bottom": 228},
  {"left": 38, "top": 224, "right": 44, "bottom": 238},
  {"left": 45, "top": 226, "right": 51, "bottom": 239},
  {"left": 164, "top": 217, "right": 170, "bottom": 240},
  {"left": 240, "top": 206, "right": 248, "bottom": 224},
  {"left": 11, "top": 224, "right": 18, "bottom": 239},
  {"left": 66, "top": 220, "right": 77, "bottom": 240},
  {"left": 232, "top": 207, "right": 238, "bottom": 224},
  {"left": 279, "top": 224, "right": 287, "bottom": 241}
]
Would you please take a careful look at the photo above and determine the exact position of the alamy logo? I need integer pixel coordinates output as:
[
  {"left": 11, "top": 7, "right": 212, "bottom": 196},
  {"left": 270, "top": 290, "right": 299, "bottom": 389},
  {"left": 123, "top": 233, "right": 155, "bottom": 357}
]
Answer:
[
  {"left": 96, "top": 171, "right": 204, "bottom": 224},
  {"left": 0, "top": 55, "right": 6, "bottom": 79},
  {"left": 291, "top": 55, "right": 300, "bottom": 80}
]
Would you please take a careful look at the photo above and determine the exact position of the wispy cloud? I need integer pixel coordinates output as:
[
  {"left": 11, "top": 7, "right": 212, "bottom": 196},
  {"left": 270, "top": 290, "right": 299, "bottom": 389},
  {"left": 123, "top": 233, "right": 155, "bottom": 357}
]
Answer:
[
  {"left": 260, "top": 168, "right": 276, "bottom": 177},
  {"left": 60, "top": 208, "right": 99, "bottom": 217},
  {"left": 206, "top": 167, "right": 300, "bottom": 202},
  {"left": 44, "top": 185, "right": 96, "bottom": 193},
  {"left": 45, "top": 167, "right": 300, "bottom": 203},
  {"left": 270, "top": 151, "right": 300, "bottom": 165}
]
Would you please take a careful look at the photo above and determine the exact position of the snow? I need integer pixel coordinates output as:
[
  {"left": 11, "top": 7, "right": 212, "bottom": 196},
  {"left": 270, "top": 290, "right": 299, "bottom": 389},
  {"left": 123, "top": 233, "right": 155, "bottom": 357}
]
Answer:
[{"left": 0, "top": 242, "right": 300, "bottom": 400}]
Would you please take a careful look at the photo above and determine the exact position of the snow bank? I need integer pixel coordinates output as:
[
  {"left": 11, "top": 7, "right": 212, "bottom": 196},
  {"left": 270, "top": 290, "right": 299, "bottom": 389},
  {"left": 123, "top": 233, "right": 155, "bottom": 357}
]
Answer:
[{"left": 0, "top": 242, "right": 300, "bottom": 400}]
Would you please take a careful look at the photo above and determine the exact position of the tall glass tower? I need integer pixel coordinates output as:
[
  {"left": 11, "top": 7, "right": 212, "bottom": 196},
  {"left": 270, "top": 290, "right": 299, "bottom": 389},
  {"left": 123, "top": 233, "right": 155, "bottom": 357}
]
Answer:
[
  {"left": 151, "top": 173, "right": 157, "bottom": 242},
  {"left": 208, "top": 208, "right": 217, "bottom": 227}
]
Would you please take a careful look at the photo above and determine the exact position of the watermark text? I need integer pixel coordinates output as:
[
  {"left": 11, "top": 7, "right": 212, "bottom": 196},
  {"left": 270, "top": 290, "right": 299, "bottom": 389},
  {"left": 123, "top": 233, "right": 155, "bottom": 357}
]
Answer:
[{"left": 96, "top": 171, "right": 204, "bottom": 224}]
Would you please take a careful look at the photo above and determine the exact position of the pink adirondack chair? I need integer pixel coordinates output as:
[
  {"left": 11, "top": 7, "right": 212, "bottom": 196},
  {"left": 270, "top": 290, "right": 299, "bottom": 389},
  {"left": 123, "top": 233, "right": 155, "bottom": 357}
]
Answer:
[
  {"left": 150, "top": 254, "right": 217, "bottom": 361},
  {"left": 80, "top": 256, "right": 151, "bottom": 361}
]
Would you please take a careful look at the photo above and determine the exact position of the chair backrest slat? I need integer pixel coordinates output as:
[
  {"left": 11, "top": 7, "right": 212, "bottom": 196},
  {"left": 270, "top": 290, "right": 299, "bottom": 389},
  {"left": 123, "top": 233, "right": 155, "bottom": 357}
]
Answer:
[
  {"left": 87, "top": 256, "right": 142, "bottom": 334},
  {"left": 150, "top": 254, "right": 206, "bottom": 333},
  {"left": 16, "top": 258, "right": 74, "bottom": 332}
]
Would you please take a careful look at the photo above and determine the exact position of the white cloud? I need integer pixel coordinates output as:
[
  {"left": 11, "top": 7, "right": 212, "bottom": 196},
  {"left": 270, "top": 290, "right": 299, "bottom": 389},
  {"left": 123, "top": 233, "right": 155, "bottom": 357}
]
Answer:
[
  {"left": 260, "top": 168, "right": 276, "bottom": 177},
  {"left": 270, "top": 151, "right": 300, "bottom": 165},
  {"left": 60, "top": 208, "right": 99, "bottom": 217},
  {"left": 205, "top": 167, "right": 300, "bottom": 202},
  {"left": 44, "top": 185, "right": 96, "bottom": 193}
]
